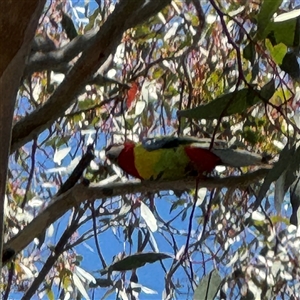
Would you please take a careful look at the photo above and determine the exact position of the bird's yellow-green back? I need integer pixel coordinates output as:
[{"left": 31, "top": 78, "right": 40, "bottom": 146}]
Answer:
[{"left": 133, "top": 143, "right": 191, "bottom": 180}]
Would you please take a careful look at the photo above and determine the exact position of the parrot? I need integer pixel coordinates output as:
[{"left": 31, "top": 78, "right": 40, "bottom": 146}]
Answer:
[{"left": 105, "top": 136, "right": 267, "bottom": 180}]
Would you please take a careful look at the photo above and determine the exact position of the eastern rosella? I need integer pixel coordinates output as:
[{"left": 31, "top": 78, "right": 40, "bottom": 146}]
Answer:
[{"left": 105, "top": 136, "right": 265, "bottom": 180}]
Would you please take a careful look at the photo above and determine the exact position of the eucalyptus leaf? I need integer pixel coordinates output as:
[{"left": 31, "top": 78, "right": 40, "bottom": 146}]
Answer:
[
  {"left": 193, "top": 269, "right": 221, "bottom": 300},
  {"left": 256, "top": 0, "right": 282, "bottom": 40},
  {"left": 108, "top": 252, "right": 171, "bottom": 272},
  {"left": 255, "top": 144, "right": 296, "bottom": 210},
  {"left": 177, "top": 80, "right": 275, "bottom": 120}
]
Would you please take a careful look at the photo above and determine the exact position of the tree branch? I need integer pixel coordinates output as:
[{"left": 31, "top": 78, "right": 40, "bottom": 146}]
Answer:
[
  {"left": 3, "top": 167, "right": 270, "bottom": 260},
  {"left": 11, "top": 0, "right": 172, "bottom": 153},
  {"left": 0, "top": 0, "right": 46, "bottom": 273},
  {"left": 25, "top": 29, "right": 98, "bottom": 76},
  {"left": 21, "top": 208, "right": 85, "bottom": 300}
]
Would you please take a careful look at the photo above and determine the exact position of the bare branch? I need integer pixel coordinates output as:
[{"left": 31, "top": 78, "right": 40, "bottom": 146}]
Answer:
[
  {"left": 4, "top": 167, "right": 270, "bottom": 260},
  {"left": 25, "top": 29, "right": 98, "bottom": 76},
  {"left": 11, "top": 0, "right": 172, "bottom": 153}
]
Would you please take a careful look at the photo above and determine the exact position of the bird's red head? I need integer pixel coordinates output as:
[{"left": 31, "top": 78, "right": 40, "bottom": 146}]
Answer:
[{"left": 105, "top": 141, "right": 142, "bottom": 179}]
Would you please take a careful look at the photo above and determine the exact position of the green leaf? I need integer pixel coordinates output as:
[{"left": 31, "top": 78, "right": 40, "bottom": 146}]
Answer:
[
  {"left": 177, "top": 80, "right": 275, "bottom": 120},
  {"left": 44, "top": 136, "right": 58, "bottom": 147},
  {"left": 72, "top": 113, "right": 83, "bottom": 123},
  {"left": 76, "top": 255, "right": 83, "bottom": 262},
  {"left": 84, "top": 8, "right": 100, "bottom": 32},
  {"left": 290, "top": 178, "right": 300, "bottom": 226},
  {"left": 280, "top": 52, "right": 300, "bottom": 79},
  {"left": 269, "top": 19, "right": 298, "bottom": 46},
  {"left": 243, "top": 128, "right": 260, "bottom": 145},
  {"left": 294, "top": 16, "right": 300, "bottom": 47},
  {"left": 243, "top": 42, "right": 256, "bottom": 65},
  {"left": 190, "top": 14, "right": 200, "bottom": 27},
  {"left": 265, "top": 40, "right": 287, "bottom": 65},
  {"left": 193, "top": 269, "right": 221, "bottom": 300},
  {"left": 61, "top": 13, "right": 78, "bottom": 40},
  {"left": 78, "top": 98, "right": 94, "bottom": 110},
  {"left": 256, "top": 77, "right": 276, "bottom": 101},
  {"left": 257, "top": 0, "right": 282, "bottom": 40},
  {"left": 260, "top": 19, "right": 298, "bottom": 46},
  {"left": 56, "top": 135, "right": 72, "bottom": 148},
  {"left": 152, "top": 68, "right": 164, "bottom": 79},
  {"left": 178, "top": 89, "right": 254, "bottom": 119},
  {"left": 108, "top": 252, "right": 171, "bottom": 272},
  {"left": 251, "top": 61, "right": 259, "bottom": 80},
  {"left": 255, "top": 144, "right": 296, "bottom": 210},
  {"left": 170, "top": 198, "right": 186, "bottom": 213},
  {"left": 47, "top": 289, "right": 55, "bottom": 300}
]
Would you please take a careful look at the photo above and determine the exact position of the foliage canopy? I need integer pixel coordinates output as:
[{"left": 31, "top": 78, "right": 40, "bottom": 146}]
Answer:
[{"left": 2, "top": 0, "right": 300, "bottom": 299}]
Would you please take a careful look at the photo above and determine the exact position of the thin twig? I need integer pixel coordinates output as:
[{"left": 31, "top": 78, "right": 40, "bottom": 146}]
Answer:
[
  {"left": 56, "top": 144, "right": 94, "bottom": 196},
  {"left": 90, "top": 202, "right": 107, "bottom": 268},
  {"left": 21, "top": 138, "right": 37, "bottom": 208},
  {"left": 21, "top": 208, "right": 85, "bottom": 300},
  {"left": 3, "top": 262, "right": 14, "bottom": 300}
]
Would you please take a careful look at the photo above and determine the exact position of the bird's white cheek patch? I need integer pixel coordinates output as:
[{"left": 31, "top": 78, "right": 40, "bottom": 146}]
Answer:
[{"left": 215, "top": 166, "right": 226, "bottom": 173}]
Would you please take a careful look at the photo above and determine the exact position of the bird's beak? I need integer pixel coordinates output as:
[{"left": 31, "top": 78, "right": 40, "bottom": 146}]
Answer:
[{"left": 105, "top": 145, "right": 124, "bottom": 161}]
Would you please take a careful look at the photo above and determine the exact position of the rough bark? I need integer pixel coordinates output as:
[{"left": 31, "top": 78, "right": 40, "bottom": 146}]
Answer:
[
  {"left": 11, "top": 0, "right": 172, "bottom": 153},
  {"left": 0, "top": 0, "right": 46, "bottom": 270},
  {"left": 4, "top": 168, "right": 270, "bottom": 260}
]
